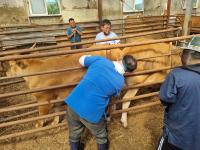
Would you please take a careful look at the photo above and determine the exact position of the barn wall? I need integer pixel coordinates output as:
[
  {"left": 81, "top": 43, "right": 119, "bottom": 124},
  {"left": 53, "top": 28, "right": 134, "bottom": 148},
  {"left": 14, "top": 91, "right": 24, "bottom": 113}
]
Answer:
[
  {"left": 60, "top": 0, "right": 98, "bottom": 23},
  {"left": 102, "top": 0, "right": 122, "bottom": 20},
  {"left": 0, "top": 0, "right": 29, "bottom": 25},
  {"left": 126, "top": 0, "right": 200, "bottom": 16},
  {"left": 1, "top": 0, "right": 200, "bottom": 26}
]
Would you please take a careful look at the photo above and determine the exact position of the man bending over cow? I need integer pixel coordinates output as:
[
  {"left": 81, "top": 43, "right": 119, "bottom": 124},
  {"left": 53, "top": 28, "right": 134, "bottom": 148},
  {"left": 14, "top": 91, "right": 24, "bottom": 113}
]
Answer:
[
  {"left": 158, "top": 36, "right": 200, "bottom": 150},
  {"left": 95, "top": 19, "right": 120, "bottom": 45},
  {"left": 64, "top": 55, "right": 137, "bottom": 150}
]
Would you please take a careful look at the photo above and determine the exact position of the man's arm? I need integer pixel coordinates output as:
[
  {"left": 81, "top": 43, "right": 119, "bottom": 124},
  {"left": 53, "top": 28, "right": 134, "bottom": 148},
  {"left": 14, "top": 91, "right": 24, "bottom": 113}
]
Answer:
[
  {"left": 79, "top": 55, "right": 102, "bottom": 67},
  {"left": 67, "top": 28, "right": 74, "bottom": 39},
  {"left": 67, "top": 33, "right": 74, "bottom": 39},
  {"left": 159, "top": 72, "right": 178, "bottom": 105},
  {"left": 79, "top": 55, "right": 91, "bottom": 67},
  {"left": 76, "top": 26, "right": 82, "bottom": 36}
]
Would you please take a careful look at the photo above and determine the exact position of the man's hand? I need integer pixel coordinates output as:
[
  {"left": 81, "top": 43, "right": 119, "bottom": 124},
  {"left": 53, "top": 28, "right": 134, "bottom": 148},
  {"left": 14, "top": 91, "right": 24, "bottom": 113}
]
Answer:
[{"left": 72, "top": 28, "right": 77, "bottom": 33}]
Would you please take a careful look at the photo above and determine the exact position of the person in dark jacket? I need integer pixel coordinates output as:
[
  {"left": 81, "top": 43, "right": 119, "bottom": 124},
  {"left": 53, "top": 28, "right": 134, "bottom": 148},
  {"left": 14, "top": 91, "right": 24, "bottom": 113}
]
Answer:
[
  {"left": 157, "top": 36, "right": 200, "bottom": 150},
  {"left": 65, "top": 55, "right": 137, "bottom": 150}
]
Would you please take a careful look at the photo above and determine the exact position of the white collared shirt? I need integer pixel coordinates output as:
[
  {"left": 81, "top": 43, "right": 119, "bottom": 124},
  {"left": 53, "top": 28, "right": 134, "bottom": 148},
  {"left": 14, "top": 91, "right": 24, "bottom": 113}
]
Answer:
[
  {"left": 95, "top": 32, "right": 120, "bottom": 44},
  {"left": 79, "top": 55, "right": 125, "bottom": 75},
  {"left": 113, "top": 61, "right": 125, "bottom": 75}
]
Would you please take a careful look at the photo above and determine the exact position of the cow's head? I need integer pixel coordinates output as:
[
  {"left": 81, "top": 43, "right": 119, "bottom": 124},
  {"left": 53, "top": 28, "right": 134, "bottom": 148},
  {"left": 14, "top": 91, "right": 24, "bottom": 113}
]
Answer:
[{"left": 7, "top": 60, "right": 27, "bottom": 76}]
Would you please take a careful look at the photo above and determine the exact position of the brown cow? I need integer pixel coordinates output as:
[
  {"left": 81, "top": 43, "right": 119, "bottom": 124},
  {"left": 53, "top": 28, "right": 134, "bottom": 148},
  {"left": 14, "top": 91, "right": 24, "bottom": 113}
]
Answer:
[
  {"left": 7, "top": 43, "right": 180, "bottom": 128},
  {"left": 7, "top": 45, "right": 123, "bottom": 128}
]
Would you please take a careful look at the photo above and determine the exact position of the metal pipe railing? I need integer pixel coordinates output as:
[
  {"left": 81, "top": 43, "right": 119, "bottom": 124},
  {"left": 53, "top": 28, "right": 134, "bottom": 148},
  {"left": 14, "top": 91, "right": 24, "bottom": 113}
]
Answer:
[
  {"left": 0, "top": 51, "right": 179, "bottom": 82},
  {"left": 0, "top": 100, "right": 161, "bottom": 141},
  {"left": 110, "top": 101, "right": 161, "bottom": 115},
  {"left": 0, "top": 28, "right": 181, "bottom": 57},
  {"left": 0, "top": 34, "right": 196, "bottom": 62},
  {"left": 0, "top": 66, "right": 169, "bottom": 100},
  {"left": 0, "top": 122, "right": 67, "bottom": 141},
  {"left": 0, "top": 110, "right": 38, "bottom": 123},
  {"left": 109, "top": 91, "right": 159, "bottom": 105},
  {"left": 0, "top": 80, "right": 164, "bottom": 113},
  {"left": 0, "top": 111, "right": 65, "bottom": 128}
]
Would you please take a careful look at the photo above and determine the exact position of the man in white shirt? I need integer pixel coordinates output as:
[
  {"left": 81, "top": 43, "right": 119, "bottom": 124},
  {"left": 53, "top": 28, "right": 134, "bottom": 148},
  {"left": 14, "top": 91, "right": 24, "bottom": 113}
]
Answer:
[{"left": 95, "top": 19, "right": 120, "bottom": 45}]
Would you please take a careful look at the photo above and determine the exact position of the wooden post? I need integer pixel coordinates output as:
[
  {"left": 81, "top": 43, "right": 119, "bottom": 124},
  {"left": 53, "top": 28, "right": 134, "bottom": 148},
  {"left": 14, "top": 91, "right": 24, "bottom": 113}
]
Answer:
[
  {"left": 183, "top": 0, "right": 193, "bottom": 36},
  {"left": 166, "top": 0, "right": 171, "bottom": 28},
  {"left": 98, "top": 0, "right": 103, "bottom": 23}
]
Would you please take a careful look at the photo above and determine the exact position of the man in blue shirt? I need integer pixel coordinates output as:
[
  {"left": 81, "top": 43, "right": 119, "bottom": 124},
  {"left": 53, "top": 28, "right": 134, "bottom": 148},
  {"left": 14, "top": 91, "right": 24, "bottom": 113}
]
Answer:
[
  {"left": 66, "top": 18, "right": 82, "bottom": 49},
  {"left": 65, "top": 55, "right": 137, "bottom": 150},
  {"left": 157, "top": 36, "right": 200, "bottom": 150}
]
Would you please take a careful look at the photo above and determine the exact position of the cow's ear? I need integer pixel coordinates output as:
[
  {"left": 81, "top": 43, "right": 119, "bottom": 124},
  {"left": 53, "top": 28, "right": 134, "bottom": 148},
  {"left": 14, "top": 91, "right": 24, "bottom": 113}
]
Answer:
[{"left": 16, "top": 60, "right": 27, "bottom": 69}]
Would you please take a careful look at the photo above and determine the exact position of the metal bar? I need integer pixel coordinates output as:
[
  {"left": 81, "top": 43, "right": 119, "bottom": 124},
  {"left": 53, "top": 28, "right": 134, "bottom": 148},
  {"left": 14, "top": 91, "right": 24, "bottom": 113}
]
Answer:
[
  {"left": 0, "top": 21, "right": 167, "bottom": 41},
  {"left": 125, "top": 67, "right": 170, "bottom": 77},
  {"left": 0, "top": 20, "right": 166, "bottom": 37},
  {"left": 110, "top": 92, "right": 159, "bottom": 105},
  {"left": 0, "top": 122, "right": 67, "bottom": 141},
  {"left": 111, "top": 101, "right": 161, "bottom": 115},
  {"left": 0, "top": 110, "right": 38, "bottom": 123},
  {"left": 0, "top": 79, "right": 24, "bottom": 86},
  {"left": 0, "top": 101, "right": 161, "bottom": 141},
  {"left": 0, "top": 101, "right": 161, "bottom": 140},
  {"left": 2, "top": 33, "right": 197, "bottom": 62},
  {"left": 124, "top": 80, "right": 164, "bottom": 90},
  {"left": 0, "top": 82, "right": 77, "bottom": 100},
  {"left": 0, "top": 80, "right": 164, "bottom": 113},
  {"left": 55, "top": 24, "right": 168, "bottom": 43},
  {"left": 6, "top": 100, "right": 37, "bottom": 109},
  {"left": 125, "top": 27, "right": 165, "bottom": 33},
  {"left": 125, "top": 19, "right": 167, "bottom": 25},
  {"left": 0, "top": 51, "right": 179, "bottom": 81},
  {"left": 0, "top": 67, "right": 83, "bottom": 81},
  {"left": 0, "top": 66, "right": 169, "bottom": 100},
  {"left": 0, "top": 111, "right": 65, "bottom": 128},
  {"left": 0, "top": 28, "right": 181, "bottom": 57},
  {"left": 124, "top": 23, "right": 165, "bottom": 29},
  {"left": 0, "top": 92, "right": 160, "bottom": 128},
  {"left": 0, "top": 99, "right": 63, "bottom": 113}
]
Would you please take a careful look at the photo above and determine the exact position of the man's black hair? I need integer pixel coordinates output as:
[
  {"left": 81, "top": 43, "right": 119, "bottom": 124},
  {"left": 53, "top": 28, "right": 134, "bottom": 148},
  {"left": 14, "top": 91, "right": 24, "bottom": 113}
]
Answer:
[
  {"left": 122, "top": 55, "right": 137, "bottom": 72},
  {"left": 101, "top": 19, "right": 111, "bottom": 26},
  {"left": 69, "top": 18, "right": 75, "bottom": 22}
]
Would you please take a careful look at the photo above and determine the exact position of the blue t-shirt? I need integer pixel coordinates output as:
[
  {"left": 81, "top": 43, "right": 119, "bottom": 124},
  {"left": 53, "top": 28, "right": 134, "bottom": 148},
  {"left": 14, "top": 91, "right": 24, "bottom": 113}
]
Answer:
[
  {"left": 160, "top": 67, "right": 200, "bottom": 150},
  {"left": 65, "top": 56, "right": 125, "bottom": 123},
  {"left": 66, "top": 26, "right": 81, "bottom": 43}
]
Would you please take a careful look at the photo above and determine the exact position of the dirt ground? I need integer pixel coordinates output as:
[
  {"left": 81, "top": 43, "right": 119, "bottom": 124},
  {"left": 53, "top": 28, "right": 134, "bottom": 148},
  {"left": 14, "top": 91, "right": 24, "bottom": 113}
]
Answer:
[{"left": 0, "top": 104, "right": 164, "bottom": 150}]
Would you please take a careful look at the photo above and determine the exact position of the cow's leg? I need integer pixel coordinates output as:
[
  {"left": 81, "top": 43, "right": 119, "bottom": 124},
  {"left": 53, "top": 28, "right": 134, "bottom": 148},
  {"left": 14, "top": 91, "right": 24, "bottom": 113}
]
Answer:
[
  {"left": 51, "top": 91, "right": 68, "bottom": 126},
  {"left": 121, "top": 89, "right": 139, "bottom": 128},
  {"left": 121, "top": 73, "right": 165, "bottom": 128},
  {"left": 51, "top": 101, "right": 65, "bottom": 126},
  {"left": 36, "top": 103, "right": 52, "bottom": 128},
  {"left": 35, "top": 94, "right": 52, "bottom": 128}
]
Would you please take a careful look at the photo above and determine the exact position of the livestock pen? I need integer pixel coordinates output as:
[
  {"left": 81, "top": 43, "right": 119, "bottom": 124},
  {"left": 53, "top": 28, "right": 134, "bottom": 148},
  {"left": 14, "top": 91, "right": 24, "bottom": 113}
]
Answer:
[{"left": 0, "top": 18, "right": 198, "bottom": 149}]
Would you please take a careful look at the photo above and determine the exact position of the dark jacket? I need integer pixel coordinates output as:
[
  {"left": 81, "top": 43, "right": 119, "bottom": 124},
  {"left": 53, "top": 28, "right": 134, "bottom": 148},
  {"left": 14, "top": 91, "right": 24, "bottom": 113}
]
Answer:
[{"left": 159, "top": 64, "right": 200, "bottom": 150}]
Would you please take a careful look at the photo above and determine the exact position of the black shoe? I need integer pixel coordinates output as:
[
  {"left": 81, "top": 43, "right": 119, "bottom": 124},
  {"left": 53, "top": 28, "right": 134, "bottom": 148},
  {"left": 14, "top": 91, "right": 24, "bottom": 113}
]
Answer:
[
  {"left": 98, "top": 142, "right": 109, "bottom": 150},
  {"left": 70, "top": 142, "right": 84, "bottom": 150}
]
